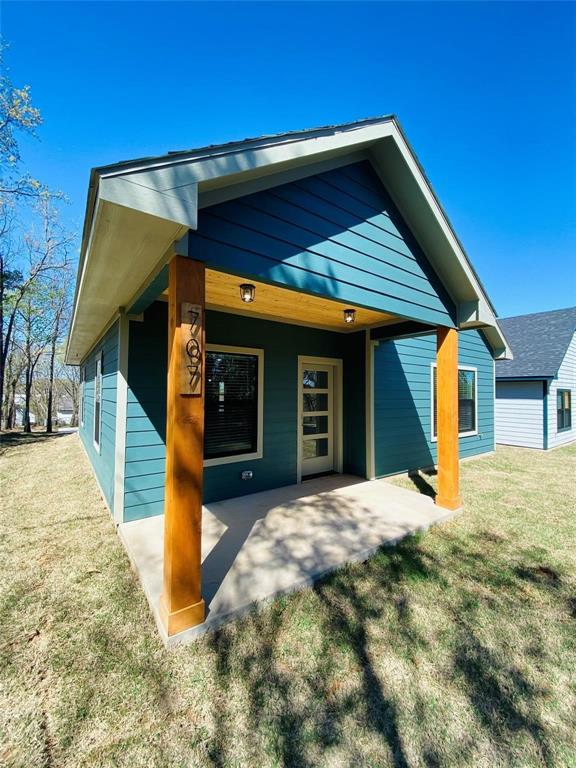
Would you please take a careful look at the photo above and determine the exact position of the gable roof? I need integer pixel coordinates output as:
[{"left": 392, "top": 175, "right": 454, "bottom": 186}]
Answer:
[
  {"left": 66, "top": 115, "right": 511, "bottom": 363},
  {"left": 496, "top": 307, "right": 576, "bottom": 379}
]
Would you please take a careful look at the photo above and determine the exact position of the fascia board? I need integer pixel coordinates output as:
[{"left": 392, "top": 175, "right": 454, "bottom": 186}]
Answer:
[{"left": 99, "top": 176, "right": 197, "bottom": 229}]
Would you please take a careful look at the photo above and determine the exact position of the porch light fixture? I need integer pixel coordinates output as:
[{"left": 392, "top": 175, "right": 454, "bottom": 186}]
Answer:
[
  {"left": 239, "top": 283, "right": 256, "bottom": 303},
  {"left": 343, "top": 308, "right": 356, "bottom": 324}
]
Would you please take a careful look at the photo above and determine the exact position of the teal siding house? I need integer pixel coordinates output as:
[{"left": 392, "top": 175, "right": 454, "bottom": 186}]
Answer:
[{"left": 68, "top": 117, "right": 510, "bottom": 638}]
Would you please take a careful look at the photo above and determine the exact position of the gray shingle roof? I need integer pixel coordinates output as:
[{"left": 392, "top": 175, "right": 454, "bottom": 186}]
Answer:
[{"left": 496, "top": 307, "right": 576, "bottom": 379}]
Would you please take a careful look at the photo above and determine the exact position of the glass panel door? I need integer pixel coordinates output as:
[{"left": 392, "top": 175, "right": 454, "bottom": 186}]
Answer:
[{"left": 301, "top": 364, "right": 334, "bottom": 477}]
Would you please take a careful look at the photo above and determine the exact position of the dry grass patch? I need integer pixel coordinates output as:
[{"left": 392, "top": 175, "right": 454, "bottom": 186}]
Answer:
[{"left": 1, "top": 433, "right": 575, "bottom": 767}]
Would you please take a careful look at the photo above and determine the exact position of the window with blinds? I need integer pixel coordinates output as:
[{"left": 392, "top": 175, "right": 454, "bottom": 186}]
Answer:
[
  {"left": 80, "top": 366, "right": 85, "bottom": 426},
  {"left": 204, "top": 351, "right": 259, "bottom": 460},
  {"left": 557, "top": 389, "right": 572, "bottom": 431},
  {"left": 433, "top": 366, "right": 477, "bottom": 437},
  {"left": 93, "top": 353, "right": 102, "bottom": 448}
]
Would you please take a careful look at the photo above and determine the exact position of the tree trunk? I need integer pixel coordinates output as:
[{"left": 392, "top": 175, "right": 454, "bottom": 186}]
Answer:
[
  {"left": 0, "top": 255, "right": 5, "bottom": 429},
  {"left": 23, "top": 365, "right": 32, "bottom": 433},
  {"left": 6, "top": 378, "right": 16, "bottom": 429},
  {"left": 46, "top": 334, "right": 57, "bottom": 433}
]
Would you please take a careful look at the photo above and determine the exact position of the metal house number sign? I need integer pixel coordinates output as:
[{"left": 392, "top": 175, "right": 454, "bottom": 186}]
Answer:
[{"left": 180, "top": 302, "right": 203, "bottom": 396}]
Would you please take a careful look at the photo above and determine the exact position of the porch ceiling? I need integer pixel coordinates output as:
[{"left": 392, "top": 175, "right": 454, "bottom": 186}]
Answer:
[{"left": 161, "top": 269, "right": 399, "bottom": 332}]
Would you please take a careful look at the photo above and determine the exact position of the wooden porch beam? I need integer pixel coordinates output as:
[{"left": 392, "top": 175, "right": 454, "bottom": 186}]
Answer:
[
  {"left": 159, "top": 255, "right": 206, "bottom": 636},
  {"left": 435, "top": 327, "right": 462, "bottom": 510}
]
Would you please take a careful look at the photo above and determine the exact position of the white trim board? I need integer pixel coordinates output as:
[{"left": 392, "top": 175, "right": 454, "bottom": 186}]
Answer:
[
  {"left": 113, "top": 314, "right": 130, "bottom": 525},
  {"left": 365, "top": 330, "right": 376, "bottom": 480}
]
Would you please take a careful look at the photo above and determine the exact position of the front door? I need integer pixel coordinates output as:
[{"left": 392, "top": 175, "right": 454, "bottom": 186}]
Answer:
[{"left": 300, "top": 362, "right": 335, "bottom": 478}]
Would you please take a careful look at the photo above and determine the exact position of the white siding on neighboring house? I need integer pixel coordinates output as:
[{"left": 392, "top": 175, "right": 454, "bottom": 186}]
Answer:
[
  {"left": 495, "top": 380, "right": 544, "bottom": 449},
  {"left": 548, "top": 332, "right": 576, "bottom": 449}
]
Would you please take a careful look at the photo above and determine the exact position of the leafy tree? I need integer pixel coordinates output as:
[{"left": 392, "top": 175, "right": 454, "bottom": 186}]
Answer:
[
  {"left": 0, "top": 42, "right": 76, "bottom": 431},
  {"left": 44, "top": 271, "right": 71, "bottom": 432},
  {"left": 0, "top": 192, "right": 71, "bottom": 426},
  {"left": 2, "top": 337, "right": 24, "bottom": 428},
  {"left": 0, "top": 40, "right": 43, "bottom": 201},
  {"left": 57, "top": 353, "right": 80, "bottom": 427}
]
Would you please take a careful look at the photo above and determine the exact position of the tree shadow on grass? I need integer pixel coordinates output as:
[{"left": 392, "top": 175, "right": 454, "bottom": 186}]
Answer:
[
  {"left": 0, "top": 430, "right": 70, "bottom": 456},
  {"left": 202, "top": 526, "right": 569, "bottom": 767},
  {"left": 203, "top": 538, "right": 429, "bottom": 766}
]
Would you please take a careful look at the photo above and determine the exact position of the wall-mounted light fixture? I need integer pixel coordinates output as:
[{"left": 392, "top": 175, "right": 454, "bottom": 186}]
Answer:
[
  {"left": 343, "top": 308, "right": 356, "bottom": 324},
  {"left": 239, "top": 283, "right": 256, "bottom": 303}
]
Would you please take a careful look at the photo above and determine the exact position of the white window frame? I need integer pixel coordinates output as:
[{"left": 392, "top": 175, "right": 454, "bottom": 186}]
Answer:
[
  {"left": 93, "top": 351, "right": 103, "bottom": 453},
  {"left": 296, "top": 355, "right": 344, "bottom": 484},
  {"left": 203, "top": 344, "right": 264, "bottom": 468},
  {"left": 431, "top": 363, "right": 478, "bottom": 441}
]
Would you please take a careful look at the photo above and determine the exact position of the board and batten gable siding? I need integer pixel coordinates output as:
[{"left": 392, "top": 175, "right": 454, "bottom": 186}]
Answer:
[
  {"left": 495, "top": 381, "right": 545, "bottom": 449},
  {"left": 187, "top": 161, "right": 456, "bottom": 328},
  {"left": 79, "top": 321, "right": 119, "bottom": 510},
  {"left": 123, "top": 301, "right": 366, "bottom": 522},
  {"left": 548, "top": 331, "right": 576, "bottom": 448},
  {"left": 373, "top": 329, "right": 494, "bottom": 476}
]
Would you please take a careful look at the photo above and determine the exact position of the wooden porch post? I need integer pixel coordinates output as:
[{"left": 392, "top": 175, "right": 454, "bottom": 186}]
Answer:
[
  {"left": 435, "top": 327, "right": 462, "bottom": 510},
  {"left": 159, "top": 255, "right": 206, "bottom": 636}
]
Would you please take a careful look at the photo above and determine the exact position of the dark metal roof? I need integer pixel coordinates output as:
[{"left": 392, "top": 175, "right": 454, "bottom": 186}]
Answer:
[
  {"left": 94, "top": 115, "right": 397, "bottom": 174},
  {"left": 496, "top": 307, "right": 576, "bottom": 379}
]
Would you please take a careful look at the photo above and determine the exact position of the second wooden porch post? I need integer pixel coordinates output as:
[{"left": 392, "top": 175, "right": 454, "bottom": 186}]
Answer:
[
  {"left": 160, "top": 255, "right": 206, "bottom": 636},
  {"left": 436, "top": 326, "right": 462, "bottom": 510}
]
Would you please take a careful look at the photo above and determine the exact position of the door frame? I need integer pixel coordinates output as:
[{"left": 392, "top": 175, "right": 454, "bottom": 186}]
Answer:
[{"left": 297, "top": 355, "right": 344, "bottom": 483}]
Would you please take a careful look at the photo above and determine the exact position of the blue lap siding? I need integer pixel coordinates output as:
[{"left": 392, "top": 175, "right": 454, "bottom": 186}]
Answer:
[
  {"left": 78, "top": 321, "right": 119, "bottom": 511},
  {"left": 374, "top": 329, "right": 495, "bottom": 476},
  {"left": 90, "top": 160, "right": 496, "bottom": 522},
  {"left": 123, "top": 301, "right": 366, "bottom": 522},
  {"left": 180, "top": 161, "right": 455, "bottom": 327}
]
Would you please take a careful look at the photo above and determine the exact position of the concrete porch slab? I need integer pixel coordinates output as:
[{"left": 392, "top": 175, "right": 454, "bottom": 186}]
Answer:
[{"left": 118, "top": 474, "right": 455, "bottom": 646}]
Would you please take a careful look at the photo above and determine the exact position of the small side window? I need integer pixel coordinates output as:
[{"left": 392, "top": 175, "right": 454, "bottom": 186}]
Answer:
[
  {"left": 432, "top": 365, "right": 477, "bottom": 438},
  {"left": 93, "top": 353, "right": 102, "bottom": 449},
  {"left": 557, "top": 389, "right": 572, "bottom": 431},
  {"left": 79, "top": 367, "right": 85, "bottom": 427}
]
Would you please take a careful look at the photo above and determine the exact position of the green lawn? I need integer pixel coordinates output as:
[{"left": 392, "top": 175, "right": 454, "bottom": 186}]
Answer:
[{"left": 1, "top": 433, "right": 575, "bottom": 768}]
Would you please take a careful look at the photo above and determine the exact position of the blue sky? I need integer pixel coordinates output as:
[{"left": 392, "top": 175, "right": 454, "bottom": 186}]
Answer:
[{"left": 4, "top": 1, "right": 575, "bottom": 318}]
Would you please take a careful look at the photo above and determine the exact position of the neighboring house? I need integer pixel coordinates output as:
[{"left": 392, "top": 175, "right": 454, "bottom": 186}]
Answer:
[
  {"left": 56, "top": 395, "right": 74, "bottom": 426},
  {"left": 14, "top": 394, "right": 36, "bottom": 427},
  {"left": 496, "top": 307, "right": 576, "bottom": 450},
  {"left": 66, "top": 116, "right": 510, "bottom": 637}
]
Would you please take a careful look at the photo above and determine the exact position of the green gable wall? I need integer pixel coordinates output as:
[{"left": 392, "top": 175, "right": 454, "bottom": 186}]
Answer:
[
  {"left": 78, "top": 321, "right": 119, "bottom": 511},
  {"left": 373, "top": 329, "right": 495, "bottom": 476},
  {"left": 124, "top": 301, "right": 366, "bottom": 522}
]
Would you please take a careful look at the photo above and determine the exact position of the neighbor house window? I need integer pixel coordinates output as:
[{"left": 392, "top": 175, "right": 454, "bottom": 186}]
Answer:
[
  {"left": 204, "top": 346, "right": 264, "bottom": 465},
  {"left": 432, "top": 365, "right": 477, "bottom": 438},
  {"left": 93, "top": 353, "right": 102, "bottom": 449},
  {"left": 557, "top": 389, "right": 572, "bottom": 431}
]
